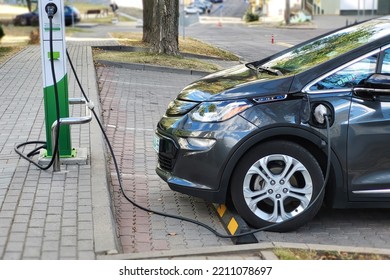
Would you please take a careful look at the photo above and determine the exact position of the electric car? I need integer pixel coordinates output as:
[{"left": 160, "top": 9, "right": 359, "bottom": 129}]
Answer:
[{"left": 154, "top": 17, "right": 390, "bottom": 232}]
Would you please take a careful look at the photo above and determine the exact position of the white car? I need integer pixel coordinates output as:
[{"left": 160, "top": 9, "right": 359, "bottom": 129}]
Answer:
[{"left": 184, "top": 5, "right": 204, "bottom": 14}]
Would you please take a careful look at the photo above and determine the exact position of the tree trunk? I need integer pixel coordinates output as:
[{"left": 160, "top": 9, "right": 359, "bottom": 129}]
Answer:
[
  {"left": 142, "top": 0, "right": 154, "bottom": 43},
  {"left": 150, "top": 0, "right": 180, "bottom": 56},
  {"left": 26, "top": 0, "right": 32, "bottom": 12}
]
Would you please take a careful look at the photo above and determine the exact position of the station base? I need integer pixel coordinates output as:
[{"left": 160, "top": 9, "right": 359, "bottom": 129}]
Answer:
[{"left": 38, "top": 147, "right": 88, "bottom": 166}]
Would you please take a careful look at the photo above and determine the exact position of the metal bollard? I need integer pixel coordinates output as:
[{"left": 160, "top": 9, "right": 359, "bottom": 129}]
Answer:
[{"left": 51, "top": 97, "right": 92, "bottom": 172}]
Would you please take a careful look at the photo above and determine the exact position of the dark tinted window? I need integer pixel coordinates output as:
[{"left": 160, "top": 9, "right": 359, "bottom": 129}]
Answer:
[{"left": 381, "top": 49, "right": 390, "bottom": 74}]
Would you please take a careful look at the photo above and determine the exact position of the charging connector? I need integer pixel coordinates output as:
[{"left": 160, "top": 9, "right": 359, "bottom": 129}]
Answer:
[
  {"left": 313, "top": 104, "right": 328, "bottom": 124},
  {"left": 45, "top": 3, "right": 57, "bottom": 19}
]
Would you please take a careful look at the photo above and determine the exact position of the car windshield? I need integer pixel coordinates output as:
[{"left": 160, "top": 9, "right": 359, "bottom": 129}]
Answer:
[{"left": 262, "top": 17, "right": 390, "bottom": 75}]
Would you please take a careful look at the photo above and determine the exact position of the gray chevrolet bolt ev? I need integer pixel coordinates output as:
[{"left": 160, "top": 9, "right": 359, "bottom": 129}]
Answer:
[{"left": 154, "top": 17, "right": 390, "bottom": 232}]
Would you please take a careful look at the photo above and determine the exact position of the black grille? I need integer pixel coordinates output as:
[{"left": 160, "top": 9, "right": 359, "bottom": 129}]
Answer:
[
  {"left": 157, "top": 137, "right": 178, "bottom": 172},
  {"left": 158, "top": 154, "right": 174, "bottom": 171}
]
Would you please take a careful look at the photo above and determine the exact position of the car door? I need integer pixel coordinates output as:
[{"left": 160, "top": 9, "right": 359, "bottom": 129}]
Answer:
[
  {"left": 348, "top": 46, "right": 390, "bottom": 201},
  {"left": 303, "top": 51, "right": 379, "bottom": 205}
]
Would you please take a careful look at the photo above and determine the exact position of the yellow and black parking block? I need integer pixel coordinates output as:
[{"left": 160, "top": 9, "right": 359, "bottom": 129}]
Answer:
[{"left": 214, "top": 204, "right": 258, "bottom": 245}]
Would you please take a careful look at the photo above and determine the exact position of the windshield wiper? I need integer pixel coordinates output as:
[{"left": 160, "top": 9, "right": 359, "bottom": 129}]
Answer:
[
  {"left": 246, "top": 63, "right": 258, "bottom": 71},
  {"left": 246, "top": 63, "right": 283, "bottom": 76},
  {"left": 257, "top": 66, "right": 283, "bottom": 76}
]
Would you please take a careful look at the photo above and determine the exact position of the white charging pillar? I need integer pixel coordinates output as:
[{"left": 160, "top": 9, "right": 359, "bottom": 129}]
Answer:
[{"left": 38, "top": 0, "right": 72, "bottom": 157}]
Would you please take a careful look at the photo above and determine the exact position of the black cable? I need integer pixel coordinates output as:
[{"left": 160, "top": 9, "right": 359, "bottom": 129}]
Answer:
[
  {"left": 14, "top": 16, "right": 62, "bottom": 170},
  {"left": 323, "top": 115, "right": 331, "bottom": 193},
  {"left": 48, "top": 15, "right": 62, "bottom": 167},
  {"left": 27, "top": 144, "right": 46, "bottom": 157},
  {"left": 67, "top": 48, "right": 334, "bottom": 239}
]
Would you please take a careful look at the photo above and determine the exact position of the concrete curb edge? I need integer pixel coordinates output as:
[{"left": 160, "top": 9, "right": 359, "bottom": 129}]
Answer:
[
  {"left": 86, "top": 46, "right": 120, "bottom": 256},
  {"left": 97, "top": 241, "right": 390, "bottom": 260},
  {"left": 96, "top": 59, "right": 211, "bottom": 76}
]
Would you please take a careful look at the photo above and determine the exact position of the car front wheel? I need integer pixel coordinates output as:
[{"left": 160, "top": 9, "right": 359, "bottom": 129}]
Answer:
[
  {"left": 230, "top": 140, "right": 324, "bottom": 232},
  {"left": 20, "top": 17, "right": 28, "bottom": 26}
]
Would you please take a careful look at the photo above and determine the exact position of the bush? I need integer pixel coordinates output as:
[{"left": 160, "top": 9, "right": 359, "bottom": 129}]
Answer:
[
  {"left": 0, "top": 25, "right": 5, "bottom": 41},
  {"left": 29, "top": 29, "right": 40, "bottom": 44},
  {"left": 245, "top": 12, "right": 259, "bottom": 22}
]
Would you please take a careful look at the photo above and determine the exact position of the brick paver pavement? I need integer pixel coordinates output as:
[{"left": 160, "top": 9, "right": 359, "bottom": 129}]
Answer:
[
  {"left": 0, "top": 46, "right": 97, "bottom": 259},
  {"left": 95, "top": 56, "right": 390, "bottom": 254},
  {"left": 96, "top": 65, "right": 233, "bottom": 253}
]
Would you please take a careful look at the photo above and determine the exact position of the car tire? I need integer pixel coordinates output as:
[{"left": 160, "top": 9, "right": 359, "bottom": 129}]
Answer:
[
  {"left": 20, "top": 18, "right": 28, "bottom": 26},
  {"left": 230, "top": 140, "right": 324, "bottom": 232},
  {"left": 31, "top": 17, "right": 39, "bottom": 26}
]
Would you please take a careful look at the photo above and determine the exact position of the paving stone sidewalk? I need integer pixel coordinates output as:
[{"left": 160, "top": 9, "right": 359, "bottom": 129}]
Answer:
[{"left": 0, "top": 44, "right": 117, "bottom": 259}]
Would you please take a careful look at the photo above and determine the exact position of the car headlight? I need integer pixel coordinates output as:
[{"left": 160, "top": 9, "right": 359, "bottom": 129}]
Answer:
[{"left": 189, "top": 100, "right": 253, "bottom": 122}]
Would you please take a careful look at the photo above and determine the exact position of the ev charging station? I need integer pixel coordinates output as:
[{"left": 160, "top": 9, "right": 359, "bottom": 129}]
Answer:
[{"left": 38, "top": 0, "right": 72, "bottom": 158}]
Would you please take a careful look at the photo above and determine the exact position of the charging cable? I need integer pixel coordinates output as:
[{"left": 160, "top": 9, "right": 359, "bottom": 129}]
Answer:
[
  {"left": 66, "top": 51, "right": 333, "bottom": 238},
  {"left": 14, "top": 5, "right": 62, "bottom": 171}
]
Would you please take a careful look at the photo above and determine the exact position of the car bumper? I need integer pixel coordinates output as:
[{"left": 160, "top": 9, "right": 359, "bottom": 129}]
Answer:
[{"left": 155, "top": 114, "right": 257, "bottom": 202}]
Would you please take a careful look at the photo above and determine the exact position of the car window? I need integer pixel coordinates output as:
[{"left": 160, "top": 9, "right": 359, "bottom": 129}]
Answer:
[
  {"left": 309, "top": 55, "right": 378, "bottom": 91},
  {"left": 381, "top": 49, "right": 390, "bottom": 74}
]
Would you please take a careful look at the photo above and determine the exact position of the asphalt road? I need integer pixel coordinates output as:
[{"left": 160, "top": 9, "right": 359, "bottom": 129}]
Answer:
[
  {"left": 184, "top": 14, "right": 377, "bottom": 62},
  {"left": 185, "top": 21, "right": 330, "bottom": 62},
  {"left": 208, "top": 0, "right": 249, "bottom": 18}
]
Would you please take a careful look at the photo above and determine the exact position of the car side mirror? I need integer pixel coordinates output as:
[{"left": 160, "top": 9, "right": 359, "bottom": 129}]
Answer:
[{"left": 353, "top": 73, "right": 390, "bottom": 100}]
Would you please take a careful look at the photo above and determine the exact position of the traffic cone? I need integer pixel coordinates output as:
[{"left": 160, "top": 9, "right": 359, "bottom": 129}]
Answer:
[{"left": 217, "top": 20, "right": 222, "bottom": 27}]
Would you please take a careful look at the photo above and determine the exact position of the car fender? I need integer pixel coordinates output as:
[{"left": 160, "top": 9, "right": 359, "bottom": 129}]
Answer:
[{"left": 218, "top": 125, "right": 346, "bottom": 207}]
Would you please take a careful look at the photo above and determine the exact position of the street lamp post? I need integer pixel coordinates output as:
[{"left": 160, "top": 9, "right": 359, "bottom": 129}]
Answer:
[{"left": 285, "top": 0, "right": 290, "bottom": 25}]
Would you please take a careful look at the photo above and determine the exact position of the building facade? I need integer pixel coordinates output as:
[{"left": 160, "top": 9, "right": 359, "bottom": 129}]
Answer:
[
  {"left": 304, "top": 0, "right": 381, "bottom": 15},
  {"left": 256, "top": 0, "right": 384, "bottom": 16}
]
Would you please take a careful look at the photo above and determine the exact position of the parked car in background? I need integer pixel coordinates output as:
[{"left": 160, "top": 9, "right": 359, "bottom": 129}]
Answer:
[
  {"left": 194, "top": 0, "right": 212, "bottom": 14},
  {"left": 184, "top": 5, "right": 204, "bottom": 15},
  {"left": 64, "top": 6, "right": 81, "bottom": 26},
  {"left": 13, "top": 5, "right": 81, "bottom": 26},
  {"left": 154, "top": 17, "right": 390, "bottom": 232},
  {"left": 13, "top": 10, "right": 38, "bottom": 26},
  {"left": 210, "top": 0, "right": 223, "bottom": 3},
  {"left": 290, "top": 11, "right": 312, "bottom": 23}
]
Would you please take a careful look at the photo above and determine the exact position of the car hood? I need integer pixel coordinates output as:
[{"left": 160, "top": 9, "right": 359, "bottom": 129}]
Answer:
[{"left": 178, "top": 64, "right": 294, "bottom": 102}]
